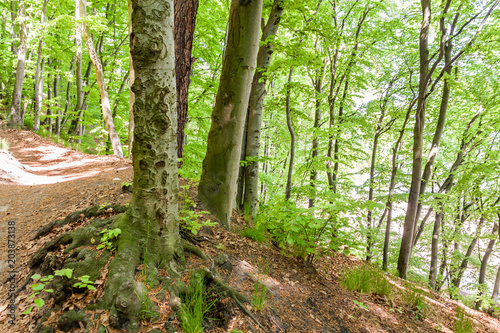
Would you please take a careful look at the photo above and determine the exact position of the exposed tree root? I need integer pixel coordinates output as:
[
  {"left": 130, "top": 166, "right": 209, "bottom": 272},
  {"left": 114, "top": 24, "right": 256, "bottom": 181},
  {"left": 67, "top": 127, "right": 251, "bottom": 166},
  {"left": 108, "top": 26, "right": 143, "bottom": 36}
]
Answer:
[
  {"left": 31, "top": 204, "right": 127, "bottom": 240},
  {"left": 25, "top": 208, "right": 269, "bottom": 333}
]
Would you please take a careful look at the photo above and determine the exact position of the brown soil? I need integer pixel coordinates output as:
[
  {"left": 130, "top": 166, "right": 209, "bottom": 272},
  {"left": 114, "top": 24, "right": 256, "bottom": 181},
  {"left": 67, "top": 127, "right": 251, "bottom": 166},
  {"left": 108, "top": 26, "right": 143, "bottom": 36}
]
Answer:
[{"left": 0, "top": 124, "right": 499, "bottom": 333}]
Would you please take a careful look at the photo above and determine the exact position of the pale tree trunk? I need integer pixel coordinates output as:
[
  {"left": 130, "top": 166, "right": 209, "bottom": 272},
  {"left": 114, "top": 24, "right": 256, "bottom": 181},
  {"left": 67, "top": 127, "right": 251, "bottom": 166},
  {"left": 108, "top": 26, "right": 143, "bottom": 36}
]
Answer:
[
  {"left": 80, "top": 0, "right": 123, "bottom": 158},
  {"left": 33, "top": 0, "right": 48, "bottom": 132},
  {"left": 9, "top": 0, "right": 27, "bottom": 127},
  {"left": 284, "top": 67, "right": 295, "bottom": 201},
  {"left": 105, "top": 1, "right": 183, "bottom": 330},
  {"left": 174, "top": 0, "right": 198, "bottom": 164},
  {"left": 429, "top": 206, "right": 443, "bottom": 290},
  {"left": 61, "top": 58, "right": 74, "bottom": 130},
  {"left": 397, "top": 0, "right": 431, "bottom": 279},
  {"left": 243, "top": 0, "right": 285, "bottom": 220},
  {"left": 71, "top": 0, "right": 84, "bottom": 136},
  {"left": 198, "top": 0, "right": 263, "bottom": 230}
]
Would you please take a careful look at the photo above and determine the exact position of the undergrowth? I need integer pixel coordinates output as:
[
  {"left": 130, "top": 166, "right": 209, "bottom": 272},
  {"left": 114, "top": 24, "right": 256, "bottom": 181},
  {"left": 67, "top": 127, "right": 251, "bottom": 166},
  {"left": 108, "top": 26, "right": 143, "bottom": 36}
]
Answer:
[
  {"left": 340, "top": 264, "right": 392, "bottom": 297},
  {"left": 181, "top": 272, "right": 216, "bottom": 333},
  {"left": 455, "top": 306, "right": 474, "bottom": 333}
]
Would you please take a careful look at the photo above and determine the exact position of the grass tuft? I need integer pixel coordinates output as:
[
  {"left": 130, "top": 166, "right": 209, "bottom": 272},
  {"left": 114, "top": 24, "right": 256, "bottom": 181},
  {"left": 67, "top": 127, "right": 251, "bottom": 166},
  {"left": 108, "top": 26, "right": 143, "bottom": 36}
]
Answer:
[{"left": 340, "top": 264, "right": 392, "bottom": 297}]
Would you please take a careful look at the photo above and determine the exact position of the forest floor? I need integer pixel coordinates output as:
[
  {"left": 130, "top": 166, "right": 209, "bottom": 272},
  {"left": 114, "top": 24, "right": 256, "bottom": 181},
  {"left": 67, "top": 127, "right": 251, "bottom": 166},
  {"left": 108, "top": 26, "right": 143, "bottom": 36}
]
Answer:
[{"left": 0, "top": 123, "right": 500, "bottom": 333}]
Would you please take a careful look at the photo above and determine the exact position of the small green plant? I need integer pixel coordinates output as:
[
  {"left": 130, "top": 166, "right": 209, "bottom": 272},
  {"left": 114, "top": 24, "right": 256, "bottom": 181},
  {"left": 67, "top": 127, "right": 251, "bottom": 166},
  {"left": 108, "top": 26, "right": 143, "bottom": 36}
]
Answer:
[
  {"left": 73, "top": 275, "right": 96, "bottom": 290},
  {"left": 402, "top": 284, "right": 428, "bottom": 320},
  {"left": 181, "top": 273, "right": 216, "bottom": 333},
  {"left": 0, "top": 138, "right": 9, "bottom": 151},
  {"left": 241, "top": 224, "right": 267, "bottom": 243},
  {"left": 230, "top": 330, "right": 244, "bottom": 333},
  {"left": 455, "top": 306, "right": 474, "bottom": 333},
  {"left": 22, "top": 268, "right": 75, "bottom": 315},
  {"left": 340, "top": 264, "right": 392, "bottom": 297},
  {"left": 353, "top": 299, "right": 369, "bottom": 311},
  {"left": 97, "top": 228, "right": 122, "bottom": 251},
  {"left": 252, "top": 263, "right": 270, "bottom": 311},
  {"left": 179, "top": 210, "right": 217, "bottom": 235}
]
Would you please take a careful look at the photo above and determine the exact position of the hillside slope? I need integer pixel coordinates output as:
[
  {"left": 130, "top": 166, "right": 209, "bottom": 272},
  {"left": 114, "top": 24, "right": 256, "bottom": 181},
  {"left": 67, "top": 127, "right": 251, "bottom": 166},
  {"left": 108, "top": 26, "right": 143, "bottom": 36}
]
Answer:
[{"left": 0, "top": 125, "right": 499, "bottom": 333}]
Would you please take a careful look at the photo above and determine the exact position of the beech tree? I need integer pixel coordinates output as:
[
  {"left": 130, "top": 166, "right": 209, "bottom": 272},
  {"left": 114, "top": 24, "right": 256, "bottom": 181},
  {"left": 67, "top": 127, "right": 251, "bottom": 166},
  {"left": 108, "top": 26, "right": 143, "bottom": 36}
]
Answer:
[
  {"left": 104, "top": 0, "right": 182, "bottom": 330},
  {"left": 198, "top": 0, "right": 263, "bottom": 230}
]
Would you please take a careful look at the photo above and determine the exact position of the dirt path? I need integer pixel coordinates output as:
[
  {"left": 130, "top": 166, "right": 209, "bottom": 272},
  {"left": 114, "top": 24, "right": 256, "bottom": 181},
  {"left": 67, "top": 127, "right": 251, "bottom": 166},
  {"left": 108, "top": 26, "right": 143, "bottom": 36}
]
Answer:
[{"left": 0, "top": 124, "right": 133, "bottom": 306}]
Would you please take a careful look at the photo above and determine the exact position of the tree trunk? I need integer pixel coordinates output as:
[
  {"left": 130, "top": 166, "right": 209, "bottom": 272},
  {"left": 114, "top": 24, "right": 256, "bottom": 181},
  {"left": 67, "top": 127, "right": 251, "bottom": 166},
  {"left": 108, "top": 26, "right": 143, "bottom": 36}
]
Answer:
[
  {"left": 382, "top": 100, "right": 414, "bottom": 271},
  {"left": 285, "top": 67, "right": 295, "bottom": 201},
  {"left": 429, "top": 207, "right": 443, "bottom": 290},
  {"left": 475, "top": 221, "right": 499, "bottom": 309},
  {"left": 9, "top": 0, "right": 26, "bottom": 127},
  {"left": 80, "top": 0, "right": 123, "bottom": 158},
  {"left": 198, "top": 0, "right": 263, "bottom": 230},
  {"left": 243, "top": 0, "right": 285, "bottom": 220},
  {"left": 33, "top": 0, "right": 48, "bottom": 132},
  {"left": 54, "top": 73, "right": 61, "bottom": 135},
  {"left": 309, "top": 58, "right": 325, "bottom": 208},
  {"left": 105, "top": 1, "right": 183, "bottom": 330},
  {"left": 412, "top": 8, "right": 456, "bottom": 246},
  {"left": 397, "top": 0, "right": 431, "bottom": 279},
  {"left": 127, "top": 0, "right": 135, "bottom": 159},
  {"left": 46, "top": 62, "right": 52, "bottom": 133},
  {"left": 490, "top": 265, "right": 500, "bottom": 314},
  {"left": 10, "top": 0, "right": 17, "bottom": 56},
  {"left": 174, "top": 0, "right": 199, "bottom": 165},
  {"left": 451, "top": 216, "right": 485, "bottom": 289}
]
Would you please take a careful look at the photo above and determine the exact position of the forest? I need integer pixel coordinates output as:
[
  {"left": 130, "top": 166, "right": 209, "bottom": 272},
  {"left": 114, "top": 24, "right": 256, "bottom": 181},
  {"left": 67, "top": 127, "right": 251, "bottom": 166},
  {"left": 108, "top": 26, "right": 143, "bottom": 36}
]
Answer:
[{"left": 1, "top": 0, "right": 500, "bottom": 332}]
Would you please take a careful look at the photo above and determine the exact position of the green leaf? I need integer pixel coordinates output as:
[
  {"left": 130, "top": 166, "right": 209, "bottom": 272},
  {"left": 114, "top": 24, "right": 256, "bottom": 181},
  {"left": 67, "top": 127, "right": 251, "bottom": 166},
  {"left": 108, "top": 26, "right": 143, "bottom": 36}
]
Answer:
[
  {"left": 31, "top": 274, "right": 41, "bottom": 280},
  {"left": 34, "top": 298, "right": 45, "bottom": 308},
  {"left": 22, "top": 306, "right": 33, "bottom": 315},
  {"left": 31, "top": 283, "right": 45, "bottom": 292}
]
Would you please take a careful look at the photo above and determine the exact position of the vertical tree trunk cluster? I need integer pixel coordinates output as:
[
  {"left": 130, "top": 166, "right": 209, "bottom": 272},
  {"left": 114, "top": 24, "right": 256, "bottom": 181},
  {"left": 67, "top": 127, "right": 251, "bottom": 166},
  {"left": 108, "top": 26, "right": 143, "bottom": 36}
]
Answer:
[{"left": 198, "top": 0, "right": 263, "bottom": 230}]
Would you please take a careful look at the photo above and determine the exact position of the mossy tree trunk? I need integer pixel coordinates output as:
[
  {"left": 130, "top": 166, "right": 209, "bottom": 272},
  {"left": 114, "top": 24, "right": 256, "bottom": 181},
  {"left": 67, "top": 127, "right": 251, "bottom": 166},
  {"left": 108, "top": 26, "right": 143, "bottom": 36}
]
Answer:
[
  {"left": 198, "top": 0, "right": 263, "bottom": 230},
  {"left": 104, "top": 1, "right": 183, "bottom": 331}
]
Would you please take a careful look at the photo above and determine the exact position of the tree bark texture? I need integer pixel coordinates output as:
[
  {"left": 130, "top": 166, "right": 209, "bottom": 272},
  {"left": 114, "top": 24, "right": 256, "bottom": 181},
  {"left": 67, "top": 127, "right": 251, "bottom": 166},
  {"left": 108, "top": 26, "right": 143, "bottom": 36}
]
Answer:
[
  {"left": 198, "top": 0, "right": 263, "bottom": 230},
  {"left": 284, "top": 67, "right": 295, "bottom": 201},
  {"left": 105, "top": 1, "right": 183, "bottom": 330},
  {"left": 243, "top": 0, "right": 284, "bottom": 220},
  {"left": 397, "top": 0, "right": 431, "bottom": 279},
  {"left": 9, "top": 0, "right": 26, "bottom": 127},
  {"left": 429, "top": 207, "right": 443, "bottom": 290},
  {"left": 80, "top": 0, "right": 124, "bottom": 158},
  {"left": 174, "top": 0, "right": 198, "bottom": 164}
]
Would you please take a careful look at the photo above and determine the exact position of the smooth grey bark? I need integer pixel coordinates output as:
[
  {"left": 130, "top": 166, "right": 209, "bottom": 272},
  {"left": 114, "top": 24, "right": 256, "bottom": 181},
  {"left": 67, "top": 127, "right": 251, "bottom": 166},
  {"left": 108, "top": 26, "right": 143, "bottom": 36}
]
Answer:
[
  {"left": 71, "top": 0, "right": 84, "bottom": 136},
  {"left": 198, "top": 0, "right": 263, "bottom": 230},
  {"left": 46, "top": 61, "right": 52, "bottom": 133},
  {"left": 9, "top": 0, "right": 26, "bottom": 127},
  {"left": 397, "top": 0, "right": 431, "bottom": 279},
  {"left": 105, "top": 1, "right": 183, "bottom": 330},
  {"left": 33, "top": 0, "right": 48, "bottom": 132},
  {"left": 80, "top": 0, "right": 123, "bottom": 158},
  {"left": 429, "top": 207, "right": 443, "bottom": 290},
  {"left": 243, "top": 0, "right": 285, "bottom": 220}
]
